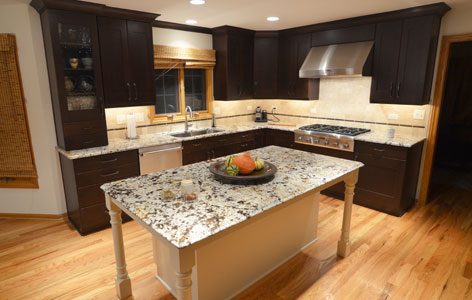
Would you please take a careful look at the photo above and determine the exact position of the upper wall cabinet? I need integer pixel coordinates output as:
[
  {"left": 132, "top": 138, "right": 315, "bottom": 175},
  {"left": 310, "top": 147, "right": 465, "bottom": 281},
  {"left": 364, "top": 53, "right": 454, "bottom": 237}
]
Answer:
[
  {"left": 98, "top": 17, "right": 155, "bottom": 107},
  {"left": 253, "top": 32, "right": 278, "bottom": 99},
  {"left": 278, "top": 32, "right": 319, "bottom": 100},
  {"left": 311, "top": 24, "right": 375, "bottom": 47},
  {"left": 213, "top": 26, "right": 255, "bottom": 100},
  {"left": 370, "top": 15, "right": 442, "bottom": 105},
  {"left": 31, "top": 0, "right": 159, "bottom": 150}
]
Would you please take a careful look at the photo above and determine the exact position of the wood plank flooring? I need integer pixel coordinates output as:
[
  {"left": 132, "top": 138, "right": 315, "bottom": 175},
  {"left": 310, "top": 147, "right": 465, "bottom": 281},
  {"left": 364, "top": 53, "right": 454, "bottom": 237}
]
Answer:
[{"left": 1, "top": 188, "right": 471, "bottom": 300}]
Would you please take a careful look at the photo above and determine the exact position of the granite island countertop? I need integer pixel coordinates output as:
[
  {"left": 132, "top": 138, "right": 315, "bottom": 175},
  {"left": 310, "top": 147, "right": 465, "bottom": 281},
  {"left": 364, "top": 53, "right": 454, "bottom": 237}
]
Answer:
[
  {"left": 58, "top": 123, "right": 425, "bottom": 159},
  {"left": 101, "top": 146, "right": 363, "bottom": 249}
]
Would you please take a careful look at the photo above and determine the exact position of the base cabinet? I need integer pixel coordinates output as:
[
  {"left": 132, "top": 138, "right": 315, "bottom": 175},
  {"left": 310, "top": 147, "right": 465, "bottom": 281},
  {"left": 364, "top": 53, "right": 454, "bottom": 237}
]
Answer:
[{"left": 60, "top": 150, "right": 139, "bottom": 235}]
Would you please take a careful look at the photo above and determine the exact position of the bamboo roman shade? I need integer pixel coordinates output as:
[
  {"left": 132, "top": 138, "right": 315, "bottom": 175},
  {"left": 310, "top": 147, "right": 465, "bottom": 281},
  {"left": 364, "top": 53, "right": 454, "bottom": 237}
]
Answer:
[
  {"left": 0, "top": 34, "right": 38, "bottom": 187},
  {"left": 153, "top": 44, "right": 216, "bottom": 69}
]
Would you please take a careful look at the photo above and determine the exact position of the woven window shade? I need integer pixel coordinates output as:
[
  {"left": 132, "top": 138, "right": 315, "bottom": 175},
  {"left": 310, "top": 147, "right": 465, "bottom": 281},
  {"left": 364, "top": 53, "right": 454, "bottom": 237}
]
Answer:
[
  {"left": 0, "top": 34, "right": 37, "bottom": 180},
  {"left": 154, "top": 45, "right": 216, "bottom": 69}
]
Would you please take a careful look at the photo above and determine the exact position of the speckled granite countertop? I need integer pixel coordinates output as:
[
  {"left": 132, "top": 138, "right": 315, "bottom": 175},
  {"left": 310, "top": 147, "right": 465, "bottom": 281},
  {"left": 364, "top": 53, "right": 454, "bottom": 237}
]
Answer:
[
  {"left": 101, "top": 146, "right": 363, "bottom": 248},
  {"left": 58, "top": 123, "right": 425, "bottom": 159}
]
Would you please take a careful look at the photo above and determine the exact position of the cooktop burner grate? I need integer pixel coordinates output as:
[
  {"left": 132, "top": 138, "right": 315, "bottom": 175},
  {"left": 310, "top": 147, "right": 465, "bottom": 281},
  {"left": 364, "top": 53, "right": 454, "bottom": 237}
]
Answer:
[{"left": 298, "top": 124, "right": 371, "bottom": 136}]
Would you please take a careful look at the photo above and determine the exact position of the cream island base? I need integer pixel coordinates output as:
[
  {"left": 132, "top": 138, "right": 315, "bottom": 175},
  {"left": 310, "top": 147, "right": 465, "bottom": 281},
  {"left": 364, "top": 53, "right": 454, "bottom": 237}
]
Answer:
[{"left": 101, "top": 146, "right": 362, "bottom": 300}]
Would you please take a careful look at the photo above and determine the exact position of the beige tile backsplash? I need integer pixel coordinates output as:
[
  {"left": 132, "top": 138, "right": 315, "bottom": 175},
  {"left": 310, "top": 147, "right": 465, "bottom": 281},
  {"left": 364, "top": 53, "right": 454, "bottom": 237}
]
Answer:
[{"left": 104, "top": 77, "right": 430, "bottom": 138}]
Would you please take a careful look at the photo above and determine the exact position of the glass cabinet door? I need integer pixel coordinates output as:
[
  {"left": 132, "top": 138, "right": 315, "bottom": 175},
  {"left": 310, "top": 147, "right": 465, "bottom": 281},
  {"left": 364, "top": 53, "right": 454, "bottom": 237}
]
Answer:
[{"left": 52, "top": 11, "right": 104, "bottom": 122}]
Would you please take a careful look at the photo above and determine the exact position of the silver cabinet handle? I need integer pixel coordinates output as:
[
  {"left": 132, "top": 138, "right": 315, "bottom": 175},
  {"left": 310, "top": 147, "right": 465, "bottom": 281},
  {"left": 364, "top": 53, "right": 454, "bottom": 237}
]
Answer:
[
  {"left": 133, "top": 83, "right": 138, "bottom": 101},
  {"left": 139, "top": 146, "right": 182, "bottom": 156},
  {"left": 396, "top": 83, "right": 401, "bottom": 98},
  {"left": 126, "top": 83, "right": 131, "bottom": 101}
]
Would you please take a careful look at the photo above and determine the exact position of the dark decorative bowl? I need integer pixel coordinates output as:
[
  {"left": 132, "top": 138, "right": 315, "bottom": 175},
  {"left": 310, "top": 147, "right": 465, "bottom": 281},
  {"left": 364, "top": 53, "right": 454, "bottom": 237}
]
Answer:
[{"left": 209, "top": 161, "right": 277, "bottom": 185}]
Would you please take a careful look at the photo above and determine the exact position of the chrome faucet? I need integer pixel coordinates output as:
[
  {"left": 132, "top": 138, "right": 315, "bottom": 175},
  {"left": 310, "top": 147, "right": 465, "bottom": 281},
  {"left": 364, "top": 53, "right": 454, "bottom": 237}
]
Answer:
[{"left": 184, "top": 106, "right": 193, "bottom": 132}]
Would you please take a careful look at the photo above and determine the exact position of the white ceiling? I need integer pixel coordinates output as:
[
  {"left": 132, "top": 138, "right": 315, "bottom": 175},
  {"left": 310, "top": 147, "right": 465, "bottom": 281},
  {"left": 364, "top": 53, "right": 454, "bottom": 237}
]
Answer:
[{"left": 82, "top": 0, "right": 462, "bottom": 30}]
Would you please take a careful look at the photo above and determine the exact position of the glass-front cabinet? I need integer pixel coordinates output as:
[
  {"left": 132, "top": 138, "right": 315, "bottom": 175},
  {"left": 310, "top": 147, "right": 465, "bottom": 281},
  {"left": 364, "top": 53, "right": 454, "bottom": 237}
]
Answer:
[{"left": 49, "top": 10, "right": 105, "bottom": 123}]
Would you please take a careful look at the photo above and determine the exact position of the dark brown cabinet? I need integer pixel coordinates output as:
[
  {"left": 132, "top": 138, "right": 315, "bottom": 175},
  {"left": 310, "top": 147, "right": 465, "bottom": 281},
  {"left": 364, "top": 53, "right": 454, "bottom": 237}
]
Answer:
[
  {"left": 253, "top": 32, "right": 278, "bottom": 99},
  {"left": 38, "top": 9, "right": 107, "bottom": 150},
  {"left": 213, "top": 26, "right": 255, "bottom": 100},
  {"left": 98, "top": 17, "right": 155, "bottom": 107},
  {"left": 59, "top": 150, "right": 139, "bottom": 235},
  {"left": 353, "top": 141, "right": 423, "bottom": 216},
  {"left": 182, "top": 131, "right": 261, "bottom": 165},
  {"left": 277, "top": 33, "right": 319, "bottom": 100},
  {"left": 370, "top": 15, "right": 441, "bottom": 105}
]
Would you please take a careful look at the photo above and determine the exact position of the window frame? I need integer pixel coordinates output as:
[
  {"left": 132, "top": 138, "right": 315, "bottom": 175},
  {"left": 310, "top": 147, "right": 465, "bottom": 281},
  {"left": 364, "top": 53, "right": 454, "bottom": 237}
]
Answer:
[{"left": 150, "top": 67, "right": 213, "bottom": 124}]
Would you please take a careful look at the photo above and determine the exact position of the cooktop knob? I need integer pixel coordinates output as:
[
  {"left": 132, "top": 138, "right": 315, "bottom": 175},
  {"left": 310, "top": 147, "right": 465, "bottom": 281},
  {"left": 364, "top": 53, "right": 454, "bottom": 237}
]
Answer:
[
  {"left": 324, "top": 140, "right": 330, "bottom": 145},
  {"left": 343, "top": 143, "right": 350, "bottom": 149},
  {"left": 314, "top": 138, "right": 320, "bottom": 144},
  {"left": 333, "top": 141, "right": 339, "bottom": 147},
  {"left": 306, "top": 136, "right": 314, "bottom": 143},
  {"left": 298, "top": 136, "right": 303, "bottom": 141}
]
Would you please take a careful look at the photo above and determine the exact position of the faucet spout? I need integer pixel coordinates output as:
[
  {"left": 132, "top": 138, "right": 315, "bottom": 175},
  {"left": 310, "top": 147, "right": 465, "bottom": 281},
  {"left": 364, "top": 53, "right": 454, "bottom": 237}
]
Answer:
[{"left": 184, "top": 106, "right": 193, "bottom": 132}]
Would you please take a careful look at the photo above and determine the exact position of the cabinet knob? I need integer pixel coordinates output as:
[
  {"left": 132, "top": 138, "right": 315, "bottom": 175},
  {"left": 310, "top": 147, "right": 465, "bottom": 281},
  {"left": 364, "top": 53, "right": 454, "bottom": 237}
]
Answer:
[
  {"left": 126, "top": 83, "right": 131, "bottom": 101},
  {"left": 133, "top": 83, "right": 138, "bottom": 101}
]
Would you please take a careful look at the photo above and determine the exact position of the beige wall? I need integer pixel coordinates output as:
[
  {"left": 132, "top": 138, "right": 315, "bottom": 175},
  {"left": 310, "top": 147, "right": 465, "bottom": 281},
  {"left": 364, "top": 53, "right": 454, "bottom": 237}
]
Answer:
[
  {"left": 152, "top": 27, "right": 213, "bottom": 49},
  {"left": 0, "top": 2, "right": 66, "bottom": 214}
]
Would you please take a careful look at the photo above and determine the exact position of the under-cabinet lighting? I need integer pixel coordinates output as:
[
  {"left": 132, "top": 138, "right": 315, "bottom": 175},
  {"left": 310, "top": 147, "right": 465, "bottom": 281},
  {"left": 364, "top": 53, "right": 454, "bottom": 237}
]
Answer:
[
  {"left": 186, "top": 20, "right": 198, "bottom": 24},
  {"left": 267, "top": 16, "right": 280, "bottom": 22},
  {"left": 190, "top": 0, "right": 205, "bottom": 5}
]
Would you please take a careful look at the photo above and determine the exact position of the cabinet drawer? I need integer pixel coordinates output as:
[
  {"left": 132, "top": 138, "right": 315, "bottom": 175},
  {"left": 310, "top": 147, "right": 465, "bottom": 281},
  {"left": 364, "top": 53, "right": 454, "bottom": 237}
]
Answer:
[
  {"left": 183, "top": 139, "right": 210, "bottom": 152},
  {"left": 75, "top": 162, "right": 139, "bottom": 188},
  {"left": 210, "top": 134, "right": 239, "bottom": 146},
  {"left": 239, "top": 140, "right": 256, "bottom": 152},
  {"left": 182, "top": 150, "right": 208, "bottom": 165},
  {"left": 77, "top": 184, "right": 105, "bottom": 207},
  {"left": 79, "top": 203, "right": 110, "bottom": 233},
  {"left": 355, "top": 141, "right": 407, "bottom": 160},
  {"left": 64, "top": 132, "right": 108, "bottom": 151},
  {"left": 63, "top": 120, "right": 107, "bottom": 136},
  {"left": 239, "top": 131, "right": 256, "bottom": 142},
  {"left": 74, "top": 150, "right": 138, "bottom": 173}
]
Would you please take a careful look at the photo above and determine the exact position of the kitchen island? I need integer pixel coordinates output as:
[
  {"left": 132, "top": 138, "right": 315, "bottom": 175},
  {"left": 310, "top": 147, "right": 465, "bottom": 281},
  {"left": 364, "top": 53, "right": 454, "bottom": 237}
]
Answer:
[{"left": 101, "top": 146, "right": 363, "bottom": 300}]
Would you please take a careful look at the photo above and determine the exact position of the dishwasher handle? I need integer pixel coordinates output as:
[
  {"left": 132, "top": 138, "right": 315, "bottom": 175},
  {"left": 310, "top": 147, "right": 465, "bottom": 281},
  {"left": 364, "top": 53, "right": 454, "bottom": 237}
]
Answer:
[{"left": 139, "top": 145, "right": 182, "bottom": 157}]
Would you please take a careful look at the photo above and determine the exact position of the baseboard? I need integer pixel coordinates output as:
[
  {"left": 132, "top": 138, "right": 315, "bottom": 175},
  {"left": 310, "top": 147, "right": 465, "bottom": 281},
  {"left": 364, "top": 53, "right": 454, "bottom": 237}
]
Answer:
[{"left": 0, "top": 212, "right": 68, "bottom": 221}]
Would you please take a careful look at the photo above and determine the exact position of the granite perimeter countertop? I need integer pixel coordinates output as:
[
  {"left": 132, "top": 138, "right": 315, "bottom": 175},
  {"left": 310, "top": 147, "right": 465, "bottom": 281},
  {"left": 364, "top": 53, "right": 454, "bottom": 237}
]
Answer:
[
  {"left": 58, "top": 123, "right": 425, "bottom": 159},
  {"left": 101, "top": 146, "right": 363, "bottom": 248}
]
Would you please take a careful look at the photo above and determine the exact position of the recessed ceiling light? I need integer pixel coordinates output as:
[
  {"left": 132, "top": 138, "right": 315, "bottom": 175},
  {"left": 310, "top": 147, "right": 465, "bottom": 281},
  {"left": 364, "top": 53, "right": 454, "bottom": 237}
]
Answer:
[
  {"left": 190, "top": 0, "right": 205, "bottom": 5},
  {"left": 186, "top": 20, "right": 198, "bottom": 25},
  {"left": 267, "top": 16, "right": 280, "bottom": 22}
]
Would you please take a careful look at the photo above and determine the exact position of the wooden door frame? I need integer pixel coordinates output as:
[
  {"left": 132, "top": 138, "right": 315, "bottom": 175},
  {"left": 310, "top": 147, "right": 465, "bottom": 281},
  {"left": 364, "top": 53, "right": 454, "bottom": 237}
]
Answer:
[{"left": 418, "top": 33, "right": 472, "bottom": 205}]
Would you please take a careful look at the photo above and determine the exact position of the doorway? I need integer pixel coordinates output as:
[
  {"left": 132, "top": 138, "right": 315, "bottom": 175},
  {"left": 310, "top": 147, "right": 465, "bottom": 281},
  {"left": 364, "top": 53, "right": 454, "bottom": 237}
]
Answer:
[
  {"left": 419, "top": 34, "right": 472, "bottom": 204},
  {"left": 429, "top": 40, "right": 472, "bottom": 199}
]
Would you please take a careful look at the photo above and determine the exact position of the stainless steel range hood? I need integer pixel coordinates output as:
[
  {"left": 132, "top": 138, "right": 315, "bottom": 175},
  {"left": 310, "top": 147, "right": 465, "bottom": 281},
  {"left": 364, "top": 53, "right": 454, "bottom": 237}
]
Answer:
[{"left": 299, "top": 41, "right": 374, "bottom": 78}]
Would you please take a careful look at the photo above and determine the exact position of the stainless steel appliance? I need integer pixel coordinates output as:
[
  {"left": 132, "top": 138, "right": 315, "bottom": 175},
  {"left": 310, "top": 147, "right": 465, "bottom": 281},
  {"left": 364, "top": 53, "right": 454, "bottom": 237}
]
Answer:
[
  {"left": 294, "top": 124, "right": 370, "bottom": 152},
  {"left": 139, "top": 143, "right": 182, "bottom": 175},
  {"left": 299, "top": 41, "right": 374, "bottom": 78},
  {"left": 255, "top": 106, "right": 262, "bottom": 122}
]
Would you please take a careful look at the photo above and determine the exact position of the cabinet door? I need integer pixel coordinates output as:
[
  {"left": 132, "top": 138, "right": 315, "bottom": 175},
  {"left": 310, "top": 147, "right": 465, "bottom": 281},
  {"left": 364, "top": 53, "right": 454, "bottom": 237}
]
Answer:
[
  {"left": 292, "top": 33, "right": 312, "bottom": 99},
  {"left": 277, "top": 34, "right": 291, "bottom": 98},
  {"left": 395, "top": 16, "right": 436, "bottom": 105},
  {"left": 370, "top": 20, "right": 403, "bottom": 103},
  {"left": 98, "top": 17, "right": 131, "bottom": 107},
  {"left": 226, "top": 32, "right": 254, "bottom": 99},
  {"left": 254, "top": 33, "right": 278, "bottom": 99},
  {"left": 49, "top": 10, "right": 105, "bottom": 122},
  {"left": 127, "top": 21, "right": 156, "bottom": 105}
]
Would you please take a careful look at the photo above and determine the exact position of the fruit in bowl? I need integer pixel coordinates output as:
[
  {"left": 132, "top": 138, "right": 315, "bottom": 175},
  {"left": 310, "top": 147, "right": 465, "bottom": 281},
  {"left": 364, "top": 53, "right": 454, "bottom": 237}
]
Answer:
[{"left": 229, "top": 153, "right": 256, "bottom": 175}]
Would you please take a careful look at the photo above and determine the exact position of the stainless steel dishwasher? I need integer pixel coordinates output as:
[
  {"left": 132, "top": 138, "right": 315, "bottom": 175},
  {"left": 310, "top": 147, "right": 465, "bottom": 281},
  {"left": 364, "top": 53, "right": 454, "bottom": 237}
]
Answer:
[{"left": 139, "top": 143, "right": 182, "bottom": 175}]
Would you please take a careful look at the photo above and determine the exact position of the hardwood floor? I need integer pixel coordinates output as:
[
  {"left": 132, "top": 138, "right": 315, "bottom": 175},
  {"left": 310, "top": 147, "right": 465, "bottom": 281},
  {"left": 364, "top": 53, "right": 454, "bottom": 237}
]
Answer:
[{"left": 1, "top": 189, "right": 471, "bottom": 300}]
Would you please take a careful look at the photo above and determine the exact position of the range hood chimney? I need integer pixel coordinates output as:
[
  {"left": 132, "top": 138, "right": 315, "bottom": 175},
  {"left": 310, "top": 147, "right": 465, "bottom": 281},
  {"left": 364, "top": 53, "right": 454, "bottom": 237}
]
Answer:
[{"left": 299, "top": 41, "right": 374, "bottom": 78}]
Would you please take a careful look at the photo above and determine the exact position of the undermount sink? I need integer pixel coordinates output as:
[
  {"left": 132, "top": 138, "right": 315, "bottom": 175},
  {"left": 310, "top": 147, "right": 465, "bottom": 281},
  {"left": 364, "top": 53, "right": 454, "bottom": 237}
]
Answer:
[{"left": 170, "top": 128, "right": 225, "bottom": 138}]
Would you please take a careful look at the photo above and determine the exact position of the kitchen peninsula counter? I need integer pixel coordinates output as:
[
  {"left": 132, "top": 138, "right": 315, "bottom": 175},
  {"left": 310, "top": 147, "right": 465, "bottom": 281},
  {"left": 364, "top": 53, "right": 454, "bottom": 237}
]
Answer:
[{"left": 101, "top": 146, "right": 363, "bottom": 300}]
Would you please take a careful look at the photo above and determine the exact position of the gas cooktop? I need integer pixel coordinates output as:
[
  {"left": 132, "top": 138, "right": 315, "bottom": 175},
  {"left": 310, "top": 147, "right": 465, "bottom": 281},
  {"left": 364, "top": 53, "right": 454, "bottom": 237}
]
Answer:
[
  {"left": 298, "top": 124, "right": 371, "bottom": 136},
  {"left": 295, "top": 124, "right": 370, "bottom": 152}
]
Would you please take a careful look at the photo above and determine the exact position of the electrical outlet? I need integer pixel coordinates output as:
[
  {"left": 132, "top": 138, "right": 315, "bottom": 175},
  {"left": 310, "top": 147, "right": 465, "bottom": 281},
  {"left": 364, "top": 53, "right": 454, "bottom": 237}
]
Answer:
[
  {"left": 388, "top": 113, "right": 399, "bottom": 120},
  {"left": 135, "top": 112, "right": 144, "bottom": 122},
  {"left": 117, "top": 114, "right": 126, "bottom": 124},
  {"left": 310, "top": 107, "right": 317, "bottom": 114},
  {"left": 272, "top": 106, "right": 277, "bottom": 111},
  {"left": 413, "top": 109, "right": 425, "bottom": 120},
  {"left": 214, "top": 107, "right": 221, "bottom": 115},
  {"left": 247, "top": 105, "right": 253, "bottom": 111}
]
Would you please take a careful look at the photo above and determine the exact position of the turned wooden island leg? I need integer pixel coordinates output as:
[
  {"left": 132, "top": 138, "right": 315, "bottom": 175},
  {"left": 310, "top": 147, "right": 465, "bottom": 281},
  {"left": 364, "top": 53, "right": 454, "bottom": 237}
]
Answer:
[
  {"left": 170, "top": 246, "right": 196, "bottom": 300},
  {"left": 105, "top": 194, "right": 132, "bottom": 299},
  {"left": 337, "top": 170, "right": 359, "bottom": 258}
]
